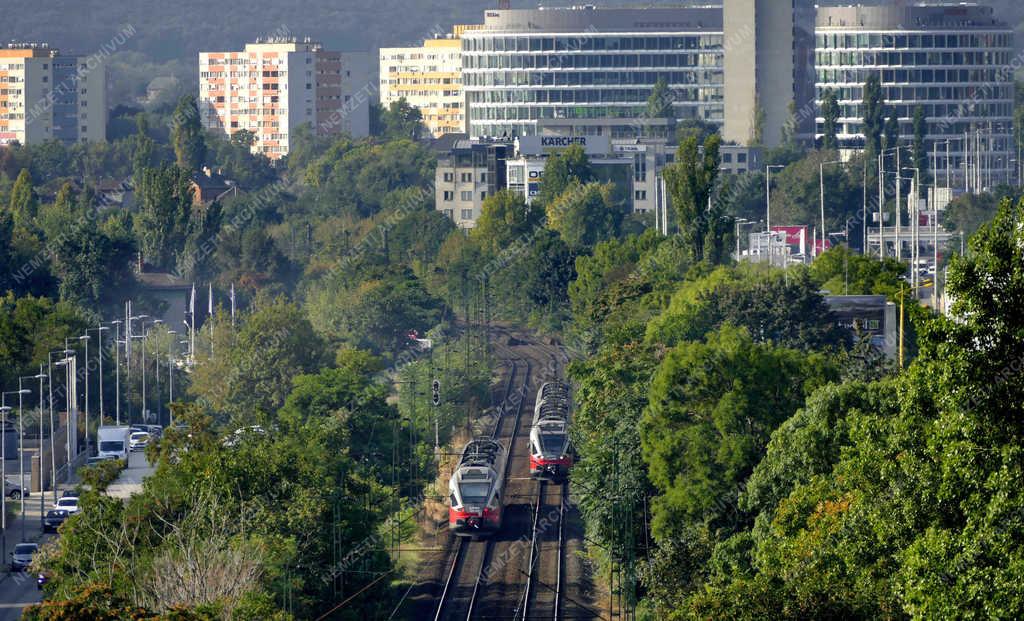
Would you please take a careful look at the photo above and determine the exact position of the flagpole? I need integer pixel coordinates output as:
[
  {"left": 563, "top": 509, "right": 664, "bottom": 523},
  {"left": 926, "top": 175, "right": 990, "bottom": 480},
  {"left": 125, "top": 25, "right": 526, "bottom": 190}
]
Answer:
[{"left": 208, "top": 283, "right": 214, "bottom": 358}]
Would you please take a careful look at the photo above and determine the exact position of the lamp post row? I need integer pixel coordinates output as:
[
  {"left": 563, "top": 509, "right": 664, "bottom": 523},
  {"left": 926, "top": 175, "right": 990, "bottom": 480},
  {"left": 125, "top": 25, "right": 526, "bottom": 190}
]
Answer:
[{"left": 0, "top": 311, "right": 183, "bottom": 548}]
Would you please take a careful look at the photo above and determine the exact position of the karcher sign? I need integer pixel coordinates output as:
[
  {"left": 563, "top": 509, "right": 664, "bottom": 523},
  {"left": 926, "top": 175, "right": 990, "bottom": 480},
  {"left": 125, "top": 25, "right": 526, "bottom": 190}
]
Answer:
[{"left": 517, "top": 135, "right": 610, "bottom": 156}]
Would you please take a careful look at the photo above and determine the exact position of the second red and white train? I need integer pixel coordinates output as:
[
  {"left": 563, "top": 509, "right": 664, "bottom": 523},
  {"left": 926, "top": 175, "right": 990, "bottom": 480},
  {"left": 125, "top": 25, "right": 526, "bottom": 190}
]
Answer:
[{"left": 529, "top": 381, "right": 574, "bottom": 480}]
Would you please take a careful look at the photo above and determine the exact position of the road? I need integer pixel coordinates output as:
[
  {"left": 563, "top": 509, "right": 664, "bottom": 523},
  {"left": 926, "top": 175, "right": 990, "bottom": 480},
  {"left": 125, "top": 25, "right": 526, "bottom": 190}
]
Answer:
[{"left": 0, "top": 450, "right": 153, "bottom": 619}]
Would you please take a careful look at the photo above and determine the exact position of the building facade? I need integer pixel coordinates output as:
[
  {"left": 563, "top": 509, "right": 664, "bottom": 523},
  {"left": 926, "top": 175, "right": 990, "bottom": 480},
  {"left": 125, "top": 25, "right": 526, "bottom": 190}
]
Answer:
[
  {"left": 380, "top": 35, "right": 465, "bottom": 137},
  {"left": 0, "top": 43, "right": 106, "bottom": 146},
  {"left": 460, "top": 6, "right": 725, "bottom": 139},
  {"left": 723, "top": 0, "right": 816, "bottom": 147},
  {"left": 199, "top": 39, "right": 369, "bottom": 160},
  {"left": 815, "top": 4, "right": 1015, "bottom": 185},
  {"left": 435, "top": 138, "right": 512, "bottom": 228}
]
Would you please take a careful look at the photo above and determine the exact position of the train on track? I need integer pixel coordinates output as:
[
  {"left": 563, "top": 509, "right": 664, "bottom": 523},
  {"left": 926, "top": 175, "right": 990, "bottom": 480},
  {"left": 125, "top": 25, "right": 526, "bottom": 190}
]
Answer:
[
  {"left": 448, "top": 438, "right": 507, "bottom": 537},
  {"left": 530, "top": 381, "right": 574, "bottom": 479}
]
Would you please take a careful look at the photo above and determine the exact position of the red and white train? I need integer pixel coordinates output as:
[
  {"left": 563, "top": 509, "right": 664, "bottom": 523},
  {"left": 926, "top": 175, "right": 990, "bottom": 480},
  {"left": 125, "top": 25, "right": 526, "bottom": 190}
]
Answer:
[
  {"left": 448, "top": 438, "right": 506, "bottom": 536},
  {"left": 530, "top": 382, "right": 573, "bottom": 479}
]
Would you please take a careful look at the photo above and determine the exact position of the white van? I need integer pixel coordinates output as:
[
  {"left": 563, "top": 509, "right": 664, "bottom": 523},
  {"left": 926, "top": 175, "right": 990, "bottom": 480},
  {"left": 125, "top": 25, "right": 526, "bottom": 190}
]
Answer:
[{"left": 96, "top": 426, "right": 132, "bottom": 461}]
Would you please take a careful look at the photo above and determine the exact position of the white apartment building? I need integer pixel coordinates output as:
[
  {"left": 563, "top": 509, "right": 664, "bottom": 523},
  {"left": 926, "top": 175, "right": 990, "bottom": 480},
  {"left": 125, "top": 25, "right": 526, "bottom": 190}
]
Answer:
[
  {"left": 199, "top": 38, "right": 370, "bottom": 160},
  {"left": 0, "top": 43, "right": 106, "bottom": 146}
]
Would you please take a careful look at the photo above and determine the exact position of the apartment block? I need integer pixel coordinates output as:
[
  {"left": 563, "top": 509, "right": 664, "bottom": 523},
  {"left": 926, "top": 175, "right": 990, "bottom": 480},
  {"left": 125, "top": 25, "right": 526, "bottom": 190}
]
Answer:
[
  {"left": 0, "top": 43, "right": 106, "bottom": 146},
  {"left": 380, "top": 35, "right": 465, "bottom": 137},
  {"left": 199, "top": 38, "right": 370, "bottom": 160},
  {"left": 435, "top": 137, "right": 511, "bottom": 228}
]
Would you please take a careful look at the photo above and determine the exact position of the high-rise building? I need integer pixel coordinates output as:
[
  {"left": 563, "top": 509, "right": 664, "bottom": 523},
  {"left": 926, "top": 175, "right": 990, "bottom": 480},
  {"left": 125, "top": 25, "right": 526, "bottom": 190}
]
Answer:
[
  {"left": 723, "top": 0, "right": 817, "bottom": 147},
  {"left": 0, "top": 43, "right": 106, "bottom": 146},
  {"left": 199, "top": 38, "right": 370, "bottom": 160},
  {"left": 460, "top": 6, "right": 725, "bottom": 139},
  {"left": 380, "top": 30, "right": 471, "bottom": 137},
  {"left": 815, "top": 4, "right": 1015, "bottom": 184}
]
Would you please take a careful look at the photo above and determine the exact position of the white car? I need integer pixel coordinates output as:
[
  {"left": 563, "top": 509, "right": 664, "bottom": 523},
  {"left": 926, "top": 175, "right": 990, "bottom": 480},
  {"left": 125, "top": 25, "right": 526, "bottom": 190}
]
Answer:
[
  {"left": 53, "top": 496, "right": 79, "bottom": 514},
  {"left": 129, "top": 431, "right": 151, "bottom": 451}
]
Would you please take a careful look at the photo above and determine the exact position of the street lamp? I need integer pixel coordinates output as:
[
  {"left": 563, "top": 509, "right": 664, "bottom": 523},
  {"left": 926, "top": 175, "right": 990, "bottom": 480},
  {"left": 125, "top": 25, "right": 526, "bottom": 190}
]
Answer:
[
  {"left": 17, "top": 377, "right": 43, "bottom": 542},
  {"left": 765, "top": 165, "right": 785, "bottom": 267},
  {"left": 167, "top": 330, "right": 177, "bottom": 427},
  {"left": 78, "top": 334, "right": 90, "bottom": 452},
  {"left": 88, "top": 326, "right": 110, "bottom": 426},
  {"left": 108, "top": 320, "right": 123, "bottom": 426},
  {"left": 2, "top": 389, "right": 29, "bottom": 553},
  {"left": 819, "top": 159, "right": 844, "bottom": 259},
  {"left": 34, "top": 367, "right": 46, "bottom": 530},
  {"left": 47, "top": 350, "right": 72, "bottom": 502}
]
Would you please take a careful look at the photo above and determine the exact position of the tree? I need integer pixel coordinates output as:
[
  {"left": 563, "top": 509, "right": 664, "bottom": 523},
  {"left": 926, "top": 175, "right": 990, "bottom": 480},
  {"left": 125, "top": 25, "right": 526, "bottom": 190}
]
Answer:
[
  {"left": 170, "top": 94, "right": 206, "bottom": 171},
  {"left": 133, "top": 165, "right": 193, "bottom": 271},
  {"left": 941, "top": 191, "right": 999, "bottom": 239},
  {"left": 821, "top": 89, "right": 840, "bottom": 151},
  {"left": 8, "top": 168, "right": 37, "bottom": 227},
  {"left": 912, "top": 105, "right": 928, "bottom": 178},
  {"left": 882, "top": 110, "right": 900, "bottom": 153},
  {"left": 471, "top": 189, "right": 544, "bottom": 254},
  {"left": 376, "top": 98, "right": 425, "bottom": 140},
  {"left": 641, "top": 325, "right": 835, "bottom": 539},
  {"left": 664, "top": 134, "right": 722, "bottom": 262},
  {"left": 645, "top": 264, "right": 849, "bottom": 352},
  {"left": 861, "top": 73, "right": 885, "bottom": 156},
  {"left": 189, "top": 297, "right": 328, "bottom": 423},
  {"left": 646, "top": 77, "right": 673, "bottom": 120},
  {"left": 545, "top": 181, "right": 622, "bottom": 252},
  {"left": 535, "top": 145, "right": 594, "bottom": 208}
]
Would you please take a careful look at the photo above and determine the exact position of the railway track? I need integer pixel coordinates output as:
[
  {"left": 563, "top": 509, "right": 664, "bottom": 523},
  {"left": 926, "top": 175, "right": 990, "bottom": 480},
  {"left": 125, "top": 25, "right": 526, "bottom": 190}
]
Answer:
[
  {"left": 521, "top": 480, "right": 566, "bottom": 621},
  {"left": 434, "top": 354, "right": 531, "bottom": 621}
]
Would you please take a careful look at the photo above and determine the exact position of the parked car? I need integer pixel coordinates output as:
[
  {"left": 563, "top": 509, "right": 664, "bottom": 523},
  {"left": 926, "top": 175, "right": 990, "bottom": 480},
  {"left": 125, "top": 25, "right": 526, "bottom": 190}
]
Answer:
[
  {"left": 10, "top": 543, "right": 38, "bottom": 571},
  {"left": 53, "top": 497, "right": 79, "bottom": 514},
  {"left": 42, "top": 509, "right": 70, "bottom": 533},
  {"left": 129, "top": 431, "right": 151, "bottom": 451},
  {"left": 141, "top": 424, "right": 163, "bottom": 439},
  {"left": 3, "top": 479, "right": 25, "bottom": 500}
]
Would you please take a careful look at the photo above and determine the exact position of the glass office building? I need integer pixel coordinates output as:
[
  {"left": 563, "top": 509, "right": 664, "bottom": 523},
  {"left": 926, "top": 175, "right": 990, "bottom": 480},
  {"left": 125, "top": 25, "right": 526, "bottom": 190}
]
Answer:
[
  {"left": 461, "top": 7, "right": 724, "bottom": 139},
  {"left": 815, "top": 4, "right": 1015, "bottom": 185}
]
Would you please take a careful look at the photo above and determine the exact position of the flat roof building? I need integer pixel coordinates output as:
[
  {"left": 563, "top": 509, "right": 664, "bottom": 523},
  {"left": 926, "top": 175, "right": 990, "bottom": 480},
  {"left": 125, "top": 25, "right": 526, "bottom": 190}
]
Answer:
[
  {"left": 380, "top": 29, "right": 476, "bottom": 137},
  {"left": 199, "top": 39, "right": 370, "bottom": 160},
  {"left": 0, "top": 43, "right": 106, "bottom": 146},
  {"left": 815, "top": 4, "right": 1015, "bottom": 187},
  {"left": 460, "top": 6, "right": 725, "bottom": 140}
]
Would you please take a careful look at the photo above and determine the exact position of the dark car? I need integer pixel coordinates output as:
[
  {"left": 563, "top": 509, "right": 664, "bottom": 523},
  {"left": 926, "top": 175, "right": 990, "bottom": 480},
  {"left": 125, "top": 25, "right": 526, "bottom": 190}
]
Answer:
[{"left": 43, "top": 509, "right": 70, "bottom": 533}]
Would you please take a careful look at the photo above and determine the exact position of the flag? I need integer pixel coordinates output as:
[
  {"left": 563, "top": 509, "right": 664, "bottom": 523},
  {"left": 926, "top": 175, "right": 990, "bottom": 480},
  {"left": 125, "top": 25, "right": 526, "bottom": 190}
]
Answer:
[
  {"left": 230, "top": 284, "right": 236, "bottom": 325},
  {"left": 189, "top": 284, "right": 195, "bottom": 320},
  {"left": 208, "top": 283, "right": 214, "bottom": 316}
]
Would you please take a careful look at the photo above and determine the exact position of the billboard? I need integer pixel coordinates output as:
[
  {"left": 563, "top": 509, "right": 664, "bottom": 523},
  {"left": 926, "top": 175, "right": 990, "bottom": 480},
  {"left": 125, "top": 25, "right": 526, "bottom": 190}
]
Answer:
[
  {"left": 771, "top": 225, "right": 808, "bottom": 257},
  {"left": 516, "top": 134, "right": 610, "bottom": 156}
]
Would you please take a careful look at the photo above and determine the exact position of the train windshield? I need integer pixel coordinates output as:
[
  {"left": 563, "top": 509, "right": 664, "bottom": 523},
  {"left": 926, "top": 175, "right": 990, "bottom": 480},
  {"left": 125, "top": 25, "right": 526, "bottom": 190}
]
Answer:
[
  {"left": 459, "top": 482, "right": 491, "bottom": 505},
  {"left": 540, "top": 433, "right": 566, "bottom": 455}
]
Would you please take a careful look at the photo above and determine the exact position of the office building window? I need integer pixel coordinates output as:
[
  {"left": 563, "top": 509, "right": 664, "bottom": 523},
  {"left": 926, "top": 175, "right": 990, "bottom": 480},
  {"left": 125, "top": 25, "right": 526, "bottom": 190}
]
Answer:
[
  {"left": 443, "top": 209, "right": 454, "bottom": 219},
  {"left": 443, "top": 172, "right": 454, "bottom": 182},
  {"left": 461, "top": 209, "right": 474, "bottom": 220},
  {"left": 635, "top": 190, "right": 647, "bottom": 201},
  {"left": 461, "top": 172, "right": 472, "bottom": 182},
  {"left": 443, "top": 191, "right": 454, "bottom": 201},
  {"left": 461, "top": 191, "right": 473, "bottom": 201}
]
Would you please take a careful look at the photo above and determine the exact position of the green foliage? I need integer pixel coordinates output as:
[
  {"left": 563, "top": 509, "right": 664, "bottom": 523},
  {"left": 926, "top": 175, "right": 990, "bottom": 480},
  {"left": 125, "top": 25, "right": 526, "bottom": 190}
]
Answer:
[
  {"left": 883, "top": 110, "right": 900, "bottom": 153},
  {"left": 821, "top": 89, "right": 840, "bottom": 151},
  {"left": 375, "top": 98, "right": 426, "bottom": 140},
  {"left": 809, "top": 245, "right": 906, "bottom": 297},
  {"left": 645, "top": 77, "right": 673, "bottom": 120},
  {"left": 8, "top": 168, "right": 37, "bottom": 227},
  {"left": 0, "top": 293, "right": 90, "bottom": 389},
  {"left": 471, "top": 189, "right": 543, "bottom": 254},
  {"left": 912, "top": 105, "right": 928, "bottom": 177},
  {"left": 78, "top": 459, "right": 127, "bottom": 492},
  {"left": 646, "top": 264, "right": 848, "bottom": 352},
  {"left": 134, "top": 165, "right": 193, "bottom": 271},
  {"left": 189, "top": 297, "right": 327, "bottom": 424},
  {"left": 641, "top": 325, "right": 836, "bottom": 540},
  {"left": 545, "top": 181, "right": 623, "bottom": 252},
  {"left": 169, "top": 95, "right": 206, "bottom": 171},
  {"left": 664, "top": 134, "right": 724, "bottom": 262},
  {"left": 941, "top": 191, "right": 1000, "bottom": 239},
  {"left": 535, "top": 145, "right": 594, "bottom": 208},
  {"left": 862, "top": 73, "right": 885, "bottom": 157},
  {"left": 769, "top": 150, "right": 861, "bottom": 240}
]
